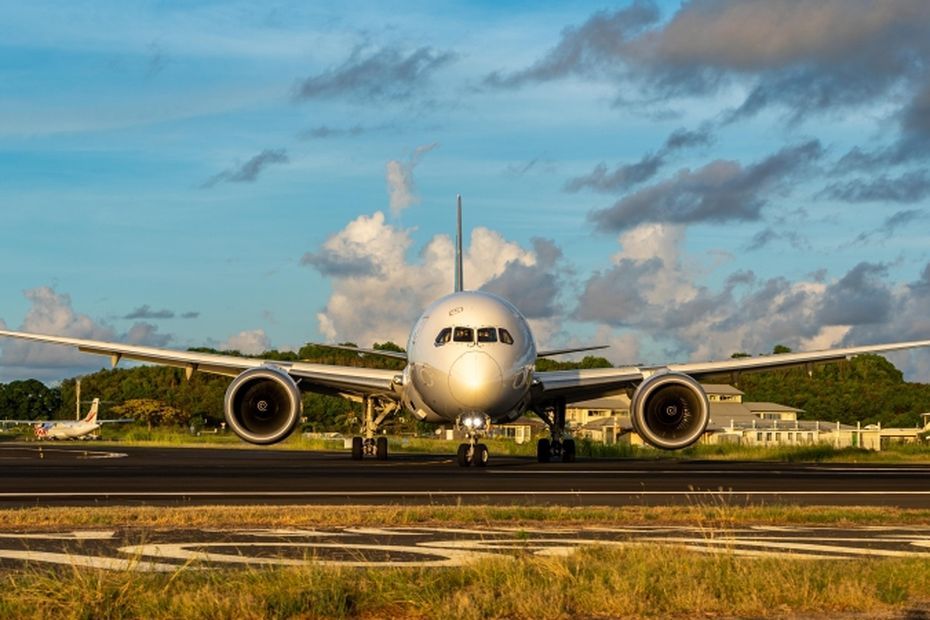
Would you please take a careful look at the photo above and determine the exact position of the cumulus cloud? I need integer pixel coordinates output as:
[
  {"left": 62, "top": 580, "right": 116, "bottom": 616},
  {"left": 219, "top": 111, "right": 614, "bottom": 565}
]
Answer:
[
  {"left": 481, "top": 238, "right": 566, "bottom": 319},
  {"left": 302, "top": 211, "right": 551, "bottom": 346},
  {"left": 0, "top": 287, "right": 173, "bottom": 381},
  {"left": 588, "top": 141, "right": 823, "bottom": 232},
  {"left": 202, "top": 149, "right": 288, "bottom": 188},
  {"left": 221, "top": 329, "right": 270, "bottom": 356},
  {"left": 386, "top": 143, "right": 437, "bottom": 217},
  {"left": 294, "top": 45, "right": 456, "bottom": 102},
  {"left": 569, "top": 225, "right": 930, "bottom": 378}
]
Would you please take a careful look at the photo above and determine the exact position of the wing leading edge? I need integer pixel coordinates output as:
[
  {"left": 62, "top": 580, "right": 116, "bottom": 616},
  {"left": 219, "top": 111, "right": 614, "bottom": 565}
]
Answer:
[
  {"left": 533, "top": 338, "right": 930, "bottom": 405},
  {"left": 0, "top": 329, "right": 398, "bottom": 399}
]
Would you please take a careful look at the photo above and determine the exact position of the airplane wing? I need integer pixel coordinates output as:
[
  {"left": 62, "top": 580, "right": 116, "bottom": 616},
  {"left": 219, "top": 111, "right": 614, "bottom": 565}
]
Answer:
[
  {"left": 0, "top": 329, "right": 399, "bottom": 399},
  {"left": 0, "top": 420, "right": 45, "bottom": 426},
  {"left": 533, "top": 338, "right": 930, "bottom": 405}
]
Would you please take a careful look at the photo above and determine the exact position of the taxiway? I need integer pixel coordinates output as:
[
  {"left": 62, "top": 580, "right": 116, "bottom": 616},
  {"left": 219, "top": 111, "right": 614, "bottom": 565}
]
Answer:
[{"left": 1, "top": 443, "right": 929, "bottom": 507}]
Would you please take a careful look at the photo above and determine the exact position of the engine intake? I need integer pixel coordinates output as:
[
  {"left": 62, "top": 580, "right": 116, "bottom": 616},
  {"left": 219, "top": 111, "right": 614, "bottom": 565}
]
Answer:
[
  {"left": 224, "top": 366, "right": 302, "bottom": 445},
  {"left": 631, "top": 372, "right": 709, "bottom": 450}
]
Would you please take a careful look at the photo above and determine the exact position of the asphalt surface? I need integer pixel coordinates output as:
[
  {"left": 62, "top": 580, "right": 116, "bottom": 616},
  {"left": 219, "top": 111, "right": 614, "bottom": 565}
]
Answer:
[
  {"left": 6, "top": 525, "right": 930, "bottom": 572},
  {"left": 2, "top": 442, "right": 930, "bottom": 507}
]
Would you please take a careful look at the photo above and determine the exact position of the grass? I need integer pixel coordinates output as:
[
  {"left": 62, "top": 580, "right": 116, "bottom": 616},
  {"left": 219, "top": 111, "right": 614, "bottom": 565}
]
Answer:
[
  {"left": 21, "top": 426, "right": 930, "bottom": 463},
  {"left": 3, "top": 503, "right": 930, "bottom": 530},
  {"left": 2, "top": 545, "right": 930, "bottom": 618}
]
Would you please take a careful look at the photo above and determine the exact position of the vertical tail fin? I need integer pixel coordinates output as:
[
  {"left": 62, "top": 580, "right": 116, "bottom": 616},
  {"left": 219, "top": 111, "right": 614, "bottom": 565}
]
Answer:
[
  {"left": 454, "top": 195, "right": 464, "bottom": 292},
  {"left": 84, "top": 398, "right": 100, "bottom": 423}
]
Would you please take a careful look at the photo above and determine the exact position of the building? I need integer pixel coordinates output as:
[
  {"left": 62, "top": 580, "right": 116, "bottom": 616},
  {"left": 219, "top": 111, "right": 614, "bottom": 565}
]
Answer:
[{"left": 564, "top": 384, "right": 929, "bottom": 451}]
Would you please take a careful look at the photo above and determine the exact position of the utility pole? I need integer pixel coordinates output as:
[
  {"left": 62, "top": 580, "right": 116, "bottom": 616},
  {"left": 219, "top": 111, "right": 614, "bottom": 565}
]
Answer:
[{"left": 75, "top": 378, "right": 81, "bottom": 420}]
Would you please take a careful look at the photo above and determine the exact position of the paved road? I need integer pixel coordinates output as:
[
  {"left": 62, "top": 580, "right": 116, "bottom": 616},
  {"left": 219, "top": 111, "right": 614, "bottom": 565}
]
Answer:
[{"left": 1, "top": 443, "right": 929, "bottom": 507}]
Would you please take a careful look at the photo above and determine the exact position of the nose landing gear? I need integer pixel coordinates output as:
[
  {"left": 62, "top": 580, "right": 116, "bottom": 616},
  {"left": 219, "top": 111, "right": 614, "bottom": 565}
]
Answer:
[
  {"left": 456, "top": 412, "right": 490, "bottom": 467},
  {"left": 534, "top": 398, "right": 576, "bottom": 463}
]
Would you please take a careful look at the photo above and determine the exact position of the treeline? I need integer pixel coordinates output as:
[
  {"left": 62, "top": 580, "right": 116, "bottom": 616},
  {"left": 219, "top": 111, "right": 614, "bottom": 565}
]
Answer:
[{"left": 2, "top": 343, "right": 929, "bottom": 430}]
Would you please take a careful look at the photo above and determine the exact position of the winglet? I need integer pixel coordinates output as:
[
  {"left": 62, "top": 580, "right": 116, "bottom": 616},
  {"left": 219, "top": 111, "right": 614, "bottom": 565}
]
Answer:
[{"left": 454, "top": 195, "right": 464, "bottom": 292}]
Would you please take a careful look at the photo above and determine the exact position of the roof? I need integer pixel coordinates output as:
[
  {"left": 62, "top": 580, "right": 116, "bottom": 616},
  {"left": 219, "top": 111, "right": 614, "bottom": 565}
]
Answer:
[
  {"left": 744, "top": 402, "right": 805, "bottom": 413},
  {"left": 566, "top": 396, "right": 630, "bottom": 411},
  {"left": 702, "top": 384, "right": 745, "bottom": 396}
]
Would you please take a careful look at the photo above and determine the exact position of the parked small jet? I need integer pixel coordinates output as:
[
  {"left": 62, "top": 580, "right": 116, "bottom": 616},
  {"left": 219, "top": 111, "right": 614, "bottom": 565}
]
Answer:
[
  {"left": 0, "top": 398, "right": 131, "bottom": 440},
  {"left": 1, "top": 198, "right": 930, "bottom": 465}
]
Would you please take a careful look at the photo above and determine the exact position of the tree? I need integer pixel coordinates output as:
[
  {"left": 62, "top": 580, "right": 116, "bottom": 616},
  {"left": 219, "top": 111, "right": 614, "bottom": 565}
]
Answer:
[
  {"left": 731, "top": 352, "right": 751, "bottom": 359},
  {"left": 111, "top": 399, "right": 187, "bottom": 430},
  {"left": 0, "top": 380, "right": 61, "bottom": 421},
  {"left": 772, "top": 344, "right": 793, "bottom": 354}
]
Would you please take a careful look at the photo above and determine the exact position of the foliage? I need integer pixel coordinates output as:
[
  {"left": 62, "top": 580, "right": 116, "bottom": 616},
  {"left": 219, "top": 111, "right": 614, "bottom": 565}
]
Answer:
[
  {"left": 535, "top": 355, "right": 612, "bottom": 371},
  {"left": 0, "top": 379, "right": 61, "bottom": 421},
  {"left": 111, "top": 399, "right": 187, "bottom": 430},
  {"left": 736, "top": 354, "right": 930, "bottom": 426}
]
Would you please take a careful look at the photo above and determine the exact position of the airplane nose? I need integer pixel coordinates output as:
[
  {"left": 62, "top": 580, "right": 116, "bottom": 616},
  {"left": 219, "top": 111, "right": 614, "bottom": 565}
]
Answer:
[{"left": 448, "top": 351, "right": 503, "bottom": 410}]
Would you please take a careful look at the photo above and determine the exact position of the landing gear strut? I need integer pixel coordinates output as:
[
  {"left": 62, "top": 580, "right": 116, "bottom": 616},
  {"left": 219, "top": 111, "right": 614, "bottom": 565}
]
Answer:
[
  {"left": 535, "top": 398, "right": 576, "bottom": 463},
  {"left": 350, "top": 397, "right": 394, "bottom": 461},
  {"left": 456, "top": 413, "right": 490, "bottom": 467}
]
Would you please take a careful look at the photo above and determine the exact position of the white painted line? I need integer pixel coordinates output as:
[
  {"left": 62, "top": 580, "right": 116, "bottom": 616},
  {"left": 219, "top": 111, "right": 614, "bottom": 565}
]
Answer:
[
  {"left": 0, "top": 530, "right": 115, "bottom": 540},
  {"left": 0, "top": 549, "right": 181, "bottom": 572}
]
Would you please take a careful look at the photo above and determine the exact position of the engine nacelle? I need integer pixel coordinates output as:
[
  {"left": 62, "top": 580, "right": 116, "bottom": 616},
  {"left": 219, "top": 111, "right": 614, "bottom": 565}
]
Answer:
[
  {"left": 224, "top": 366, "right": 303, "bottom": 445},
  {"left": 630, "top": 372, "right": 709, "bottom": 450}
]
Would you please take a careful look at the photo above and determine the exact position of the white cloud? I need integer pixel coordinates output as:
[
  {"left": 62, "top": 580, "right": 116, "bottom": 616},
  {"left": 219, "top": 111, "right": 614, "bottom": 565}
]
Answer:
[
  {"left": 386, "top": 143, "right": 438, "bottom": 217},
  {"left": 308, "top": 211, "right": 539, "bottom": 347},
  {"left": 222, "top": 329, "right": 270, "bottom": 355}
]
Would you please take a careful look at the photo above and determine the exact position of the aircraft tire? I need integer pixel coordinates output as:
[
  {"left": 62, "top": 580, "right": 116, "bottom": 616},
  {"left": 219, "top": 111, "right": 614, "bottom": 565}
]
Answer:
[
  {"left": 537, "top": 438, "right": 551, "bottom": 463},
  {"left": 351, "top": 436, "right": 363, "bottom": 460},
  {"left": 457, "top": 443, "right": 471, "bottom": 467},
  {"left": 474, "top": 444, "right": 489, "bottom": 467},
  {"left": 562, "top": 439, "right": 576, "bottom": 463},
  {"left": 376, "top": 436, "right": 388, "bottom": 460}
]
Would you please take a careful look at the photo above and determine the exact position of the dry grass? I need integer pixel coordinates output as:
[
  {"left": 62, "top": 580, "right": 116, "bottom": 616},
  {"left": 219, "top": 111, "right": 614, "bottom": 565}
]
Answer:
[
  {"left": 2, "top": 503, "right": 930, "bottom": 531},
  {"left": 1, "top": 545, "right": 929, "bottom": 619}
]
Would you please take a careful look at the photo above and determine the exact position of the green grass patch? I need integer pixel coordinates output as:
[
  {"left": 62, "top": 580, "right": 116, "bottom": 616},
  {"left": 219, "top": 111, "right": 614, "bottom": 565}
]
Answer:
[{"left": 2, "top": 545, "right": 930, "bottom": 619}]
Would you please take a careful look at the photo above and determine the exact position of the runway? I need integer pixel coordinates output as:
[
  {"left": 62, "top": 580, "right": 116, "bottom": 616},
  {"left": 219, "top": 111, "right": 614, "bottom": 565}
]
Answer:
[{"left": 2, "top": 443, "right": 930, "bottom": 507}]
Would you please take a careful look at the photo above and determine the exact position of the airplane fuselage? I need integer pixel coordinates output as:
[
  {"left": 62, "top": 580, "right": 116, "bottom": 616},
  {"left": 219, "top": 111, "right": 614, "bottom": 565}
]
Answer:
[
  {"left": 402, "top": 290, "right": 536, "bottom": 425},
  {"left": 36, "top": 421, "right": 101, "bottom": 439}
]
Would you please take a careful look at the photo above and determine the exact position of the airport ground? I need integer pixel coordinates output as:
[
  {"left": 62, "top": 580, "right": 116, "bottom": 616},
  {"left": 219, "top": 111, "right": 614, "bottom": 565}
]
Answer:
[{"left": 4, "top": 441, "right": 930, "bottom": 618}]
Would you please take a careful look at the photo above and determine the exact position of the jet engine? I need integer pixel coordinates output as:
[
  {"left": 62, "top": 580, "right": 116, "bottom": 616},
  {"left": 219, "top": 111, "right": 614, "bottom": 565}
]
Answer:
[
  {"left": 630, "top": 372, "right": 709, "bottom": 450},
  {"left": 223, "top": 366, "right": 303, "bottom": 445}
]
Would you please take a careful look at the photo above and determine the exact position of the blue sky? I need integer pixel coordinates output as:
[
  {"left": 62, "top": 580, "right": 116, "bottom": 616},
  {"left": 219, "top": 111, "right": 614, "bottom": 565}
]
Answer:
[{"left": 2, "top": 0, "right": 930, "bottom": 382}]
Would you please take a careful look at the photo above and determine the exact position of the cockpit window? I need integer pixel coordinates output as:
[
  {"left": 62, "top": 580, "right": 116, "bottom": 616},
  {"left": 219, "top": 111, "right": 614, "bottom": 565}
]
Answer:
[
  {"left": 453, "top": 327, "right": 474, "bottom": 343},
  {"left": 477, "top": 327, "right": 497, "bottom": 343},
  {"left": 499, "top": 328, "right": 514, "bottom": 345},
  {"left": 434, "top": 328, "right": 452, "bottom": 345}
]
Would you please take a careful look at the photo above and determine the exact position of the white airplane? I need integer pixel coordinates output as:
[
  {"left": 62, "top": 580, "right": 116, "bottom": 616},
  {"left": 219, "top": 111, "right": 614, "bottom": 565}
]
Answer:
[
  {"left": 0, "top": 398, "right": 131, "bottom": 440},
  {"left": 1, "top": 198, "right": 930, "bottom": 465}
]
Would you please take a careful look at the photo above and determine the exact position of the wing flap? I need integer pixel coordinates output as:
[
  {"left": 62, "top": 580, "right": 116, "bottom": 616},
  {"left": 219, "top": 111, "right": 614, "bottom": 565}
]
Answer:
[{"left": 533, "top": 367, "right": 644, "bottom": 404}]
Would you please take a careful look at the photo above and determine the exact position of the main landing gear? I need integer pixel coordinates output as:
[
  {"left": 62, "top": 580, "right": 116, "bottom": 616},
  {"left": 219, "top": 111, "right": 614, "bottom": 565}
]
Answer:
[
  {"left": 535, "top": 398, "right": 576, "bottom": 463},
  {"left": 456, "top": 412, "right": 490, "bottom": 467},
  {"left": 350, "top": 397, "right": 395, "bottom": 461}
]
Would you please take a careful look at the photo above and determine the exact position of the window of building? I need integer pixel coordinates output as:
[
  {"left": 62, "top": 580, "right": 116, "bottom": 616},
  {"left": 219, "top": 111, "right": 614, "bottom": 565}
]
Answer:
[
  {"left": 477, "top": 327, "right": 497, "bottom": 343},
  {"left": 453, "top": 327, "right": 474, "bottom": 343},
  {"left": 434, "top": 328, "right": 451, "bottom": 345},
  {"left": 765, "top": 432, "right": 772, "bottom": 442},
  {"left": 499, "top": 328, "right": 514, "bottom": 345},
  {"left": 756, "top": 432, "right": 763, "bottom": 441}
]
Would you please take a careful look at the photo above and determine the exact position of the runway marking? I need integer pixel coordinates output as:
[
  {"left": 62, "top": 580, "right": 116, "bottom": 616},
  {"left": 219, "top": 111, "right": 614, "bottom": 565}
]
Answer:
[
  {"left": 0, "top": 549, "right": 181, "bottom": 572},
  {"left": 4, "top": 527, "right": 930, "bottom": 571},
  {"left": 0, "top": 531, "right": 116, "bottom": 540},
  {"left": 119, "top": 541, "right": 498, "bottom": 568}
]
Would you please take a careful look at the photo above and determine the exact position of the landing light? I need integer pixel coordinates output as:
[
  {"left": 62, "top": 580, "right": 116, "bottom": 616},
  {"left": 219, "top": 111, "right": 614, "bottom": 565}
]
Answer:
[{"left": 458, "top": 413, "right": 488, "bottom": 430}]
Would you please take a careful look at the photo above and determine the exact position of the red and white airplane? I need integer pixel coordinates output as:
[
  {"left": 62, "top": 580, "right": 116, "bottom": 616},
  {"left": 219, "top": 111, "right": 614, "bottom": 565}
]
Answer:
[
  {"left": 2, "top": 199, "right": 929, "bottom": 464},
  {"left": 0, "top": 398, "right": 131, "bottom": 440}
]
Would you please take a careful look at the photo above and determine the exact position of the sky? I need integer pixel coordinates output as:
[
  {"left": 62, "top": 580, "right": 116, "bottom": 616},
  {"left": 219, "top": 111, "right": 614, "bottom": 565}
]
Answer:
[{"left": 2, "top": 0, "right": 930, "bottom": 383}]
